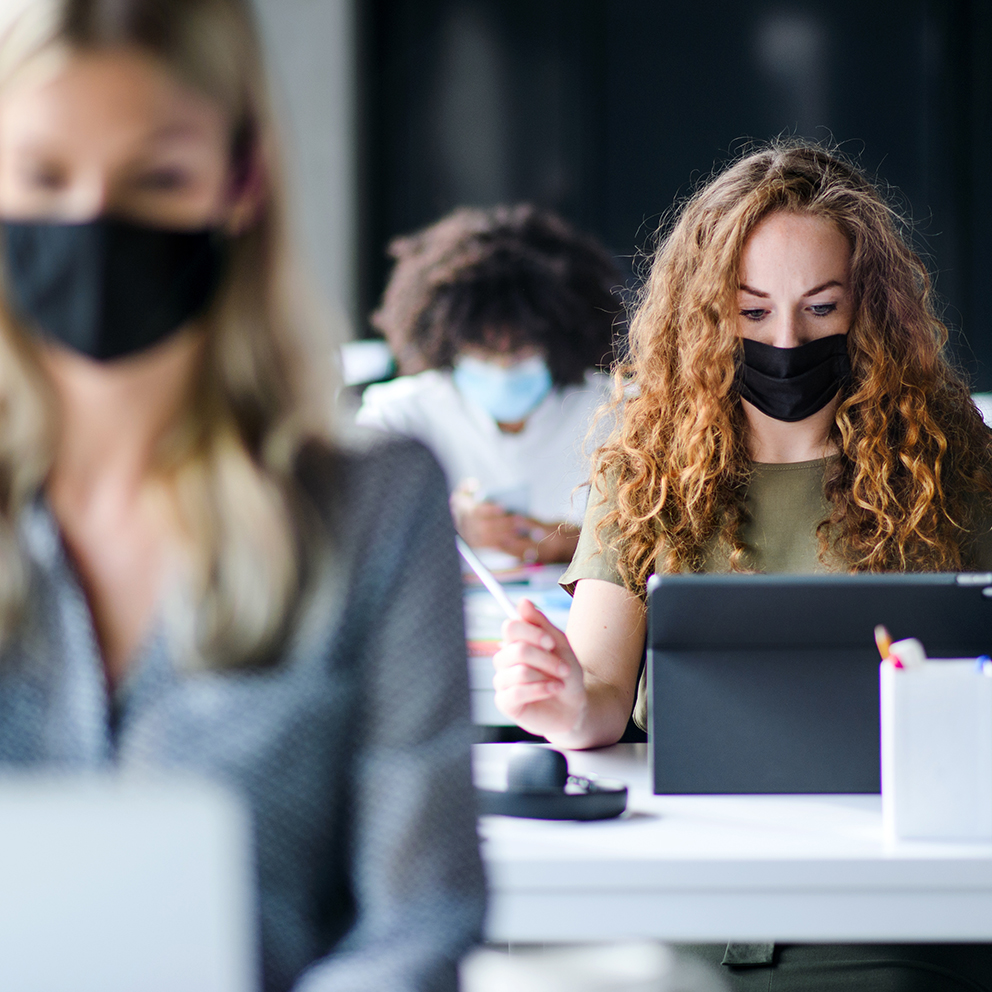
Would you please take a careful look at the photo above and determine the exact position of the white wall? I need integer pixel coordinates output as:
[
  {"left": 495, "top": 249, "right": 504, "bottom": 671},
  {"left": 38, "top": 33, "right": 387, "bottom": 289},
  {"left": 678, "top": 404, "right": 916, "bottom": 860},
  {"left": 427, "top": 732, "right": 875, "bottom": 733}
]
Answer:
[{"left": 253, "top": 0, "right": 358, "bottom": 336}]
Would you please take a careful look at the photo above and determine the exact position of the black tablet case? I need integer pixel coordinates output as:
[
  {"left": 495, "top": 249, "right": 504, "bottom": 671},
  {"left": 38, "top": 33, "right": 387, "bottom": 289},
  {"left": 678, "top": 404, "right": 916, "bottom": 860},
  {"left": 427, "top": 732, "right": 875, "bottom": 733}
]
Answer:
[{"left": 647, "top": 573, "right": 992, "bottom": 794}]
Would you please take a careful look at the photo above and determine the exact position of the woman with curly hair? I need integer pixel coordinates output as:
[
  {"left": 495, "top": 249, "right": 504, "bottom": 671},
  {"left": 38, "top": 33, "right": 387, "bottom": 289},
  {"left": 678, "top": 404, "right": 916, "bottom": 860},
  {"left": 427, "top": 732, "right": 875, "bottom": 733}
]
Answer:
[
  {"left": 497, "top": 141, "right": 992, "bottom": 742},
  {"left": 357, "top": 205, "right": 622, "bottom": 564},
  {"left": 494, "top": 142, "right": 992, "bottom": 989}
]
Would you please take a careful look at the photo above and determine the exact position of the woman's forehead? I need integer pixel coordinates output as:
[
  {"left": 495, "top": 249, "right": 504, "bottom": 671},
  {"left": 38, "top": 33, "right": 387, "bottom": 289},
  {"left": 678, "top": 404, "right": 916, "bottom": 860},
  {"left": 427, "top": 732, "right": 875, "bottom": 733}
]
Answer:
[
  {"left": 0, "top": 47, "right": 228, "bottom": 155},
  {"left": 740, "top": 212, "right": 850, "bottom": 281}
]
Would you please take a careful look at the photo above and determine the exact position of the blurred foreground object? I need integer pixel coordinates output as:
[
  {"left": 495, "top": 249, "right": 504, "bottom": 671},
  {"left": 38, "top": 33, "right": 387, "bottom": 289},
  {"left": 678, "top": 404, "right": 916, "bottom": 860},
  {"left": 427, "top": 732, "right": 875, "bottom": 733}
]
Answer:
[
  {"left": 0, "top": 1, "right": 485, "bottom": 989},
  {"left": 461, "top": 943, "right": 727, "bottom": 992},
  {"left": 0, "top": 777, "right": 252, "bottom": 992}
]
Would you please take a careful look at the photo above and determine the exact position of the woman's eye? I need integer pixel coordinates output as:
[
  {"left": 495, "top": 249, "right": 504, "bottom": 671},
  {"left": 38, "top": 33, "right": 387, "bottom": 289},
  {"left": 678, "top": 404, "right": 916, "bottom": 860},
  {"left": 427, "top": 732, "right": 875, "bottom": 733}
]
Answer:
[
  {"left": 20, "top": 164, "right": 65, "bottom": 190},
  {"left": 739, "top": 308, "right": 767, "bottom": 321},
  {"left": 808, "top": 303, "right": 838, "bottom": 317},
  {"left": 133, "top": 168, "right": 192, "bottom": 192}
]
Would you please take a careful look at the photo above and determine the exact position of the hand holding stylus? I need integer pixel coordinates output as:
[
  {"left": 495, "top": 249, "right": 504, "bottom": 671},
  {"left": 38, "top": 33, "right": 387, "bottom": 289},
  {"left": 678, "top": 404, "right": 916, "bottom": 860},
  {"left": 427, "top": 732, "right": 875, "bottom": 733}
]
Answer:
[
  {"left": 493, "top": 599, "right": 587, "bottom": 736},
  {"left": 457, "top": 536, "right": 588, "bottom": 734}
]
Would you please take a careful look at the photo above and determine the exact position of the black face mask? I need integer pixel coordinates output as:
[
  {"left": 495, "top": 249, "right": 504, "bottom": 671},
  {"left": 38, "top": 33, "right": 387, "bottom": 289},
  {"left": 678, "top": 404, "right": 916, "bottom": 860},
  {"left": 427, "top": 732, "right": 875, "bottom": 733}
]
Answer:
[
  {"left": 2, "top": 217, "right": 226, "bottom": 362},
  {"left": 736, "top": 334, "right": 852, "bottom": 422}
]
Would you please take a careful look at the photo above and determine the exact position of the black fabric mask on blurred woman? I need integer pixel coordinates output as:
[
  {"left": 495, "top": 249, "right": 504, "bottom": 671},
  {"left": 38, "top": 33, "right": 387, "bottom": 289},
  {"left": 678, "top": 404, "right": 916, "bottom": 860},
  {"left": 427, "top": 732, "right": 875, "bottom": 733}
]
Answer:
[
  {"left": 1, "top": 217, "right": 226, "bottom": 361},
  {"left": 736, "top": 334, "right": 851, "bottom": 422}
]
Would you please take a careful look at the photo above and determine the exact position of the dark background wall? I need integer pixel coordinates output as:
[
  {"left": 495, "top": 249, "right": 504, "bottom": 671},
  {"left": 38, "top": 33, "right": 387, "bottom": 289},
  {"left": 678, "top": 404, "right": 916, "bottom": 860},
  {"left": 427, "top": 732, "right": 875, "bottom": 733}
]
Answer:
[{"left": 359, "top": 0, "right": 992, "bottom": 388}]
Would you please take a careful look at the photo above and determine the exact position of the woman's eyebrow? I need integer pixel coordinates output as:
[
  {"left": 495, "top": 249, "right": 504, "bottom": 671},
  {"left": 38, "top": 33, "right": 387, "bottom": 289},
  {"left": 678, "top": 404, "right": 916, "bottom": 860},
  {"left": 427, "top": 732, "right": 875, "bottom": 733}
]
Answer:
[
  {"left": 803, "top": 279, "right": 843, "bottom": 297},
  {"left": 146, "top": 122, "right": 207, "bottom": 145},
  {"left": 738, "top": 283, "right": 769, "bottom": 298}
]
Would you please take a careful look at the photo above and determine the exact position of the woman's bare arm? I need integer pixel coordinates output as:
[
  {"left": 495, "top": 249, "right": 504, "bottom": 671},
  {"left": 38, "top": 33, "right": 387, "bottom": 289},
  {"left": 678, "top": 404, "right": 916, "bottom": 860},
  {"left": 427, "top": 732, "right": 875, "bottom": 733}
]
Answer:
[{"left": 492, "top": 578, "right": 645, "bottom": 748}]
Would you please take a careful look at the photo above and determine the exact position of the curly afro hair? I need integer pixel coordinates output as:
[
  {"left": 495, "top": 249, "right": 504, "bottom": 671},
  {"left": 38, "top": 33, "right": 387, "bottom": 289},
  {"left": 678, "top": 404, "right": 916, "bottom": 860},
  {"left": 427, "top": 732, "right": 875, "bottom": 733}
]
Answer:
[{"left": 371, "top": 204, "right": 623, "bottom": 385}]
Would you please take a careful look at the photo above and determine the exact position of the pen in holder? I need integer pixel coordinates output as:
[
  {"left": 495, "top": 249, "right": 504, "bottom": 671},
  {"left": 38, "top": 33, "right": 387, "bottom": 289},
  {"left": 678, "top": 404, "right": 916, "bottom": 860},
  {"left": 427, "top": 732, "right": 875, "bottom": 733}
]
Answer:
[{"left": 880, "top": 639, "right": 992, "bottom": 842}]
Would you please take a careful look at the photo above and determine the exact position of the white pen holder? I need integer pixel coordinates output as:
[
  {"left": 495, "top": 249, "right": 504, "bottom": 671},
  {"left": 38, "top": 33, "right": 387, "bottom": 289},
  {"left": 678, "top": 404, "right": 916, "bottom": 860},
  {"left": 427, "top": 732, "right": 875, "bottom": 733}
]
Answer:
[{"left": 881, "top": 660, "right": 992, "bottom": 842}]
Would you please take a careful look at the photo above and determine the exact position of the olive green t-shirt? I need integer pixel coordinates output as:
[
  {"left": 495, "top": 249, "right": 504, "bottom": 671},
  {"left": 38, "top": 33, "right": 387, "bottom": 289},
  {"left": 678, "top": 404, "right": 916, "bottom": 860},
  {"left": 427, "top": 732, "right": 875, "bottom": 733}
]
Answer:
[{"left": 560, "top": 457, "right": 992, "bottom": 730}]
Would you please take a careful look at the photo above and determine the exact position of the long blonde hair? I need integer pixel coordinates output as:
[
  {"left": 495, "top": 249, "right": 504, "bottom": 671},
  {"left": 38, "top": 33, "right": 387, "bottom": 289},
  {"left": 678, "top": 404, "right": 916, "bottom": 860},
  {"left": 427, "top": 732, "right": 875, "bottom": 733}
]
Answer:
[
  {"left": 596, "top": 142, "right": 992, "bottom": 594},
  {"left": 0, "top": 0, "right": 336, "bottom": 666}
]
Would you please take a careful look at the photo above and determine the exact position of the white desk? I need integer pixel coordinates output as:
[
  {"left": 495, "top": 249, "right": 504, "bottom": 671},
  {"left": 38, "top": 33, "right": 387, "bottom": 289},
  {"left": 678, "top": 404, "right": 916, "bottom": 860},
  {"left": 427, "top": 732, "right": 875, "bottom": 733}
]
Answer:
[{"left": 477, "top": 743, "right": 992, "bottom": 943}]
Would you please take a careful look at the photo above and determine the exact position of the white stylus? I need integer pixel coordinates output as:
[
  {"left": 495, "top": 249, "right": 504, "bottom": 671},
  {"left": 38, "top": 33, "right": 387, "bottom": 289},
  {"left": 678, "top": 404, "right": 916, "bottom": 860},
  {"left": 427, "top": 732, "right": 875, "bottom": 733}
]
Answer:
[{"left": 456, "top": 536, "right": 519, "bottom": 619}]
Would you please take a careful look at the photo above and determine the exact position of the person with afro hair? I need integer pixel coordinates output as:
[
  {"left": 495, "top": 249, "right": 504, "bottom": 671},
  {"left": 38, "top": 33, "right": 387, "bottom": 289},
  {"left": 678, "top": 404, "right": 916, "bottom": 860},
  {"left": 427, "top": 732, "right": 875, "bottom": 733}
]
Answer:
[{"left": 358, "top": 204, "right": 623, "bottom": 564}]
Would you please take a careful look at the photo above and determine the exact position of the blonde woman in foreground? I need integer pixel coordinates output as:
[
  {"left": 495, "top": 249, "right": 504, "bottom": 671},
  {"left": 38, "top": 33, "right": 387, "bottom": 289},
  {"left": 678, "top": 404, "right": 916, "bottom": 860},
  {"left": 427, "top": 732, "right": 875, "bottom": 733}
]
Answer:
[
  {"left": 0, "top": 1, "right": 483, "bottom": 989},
  {"left": 497, "top": 143, "right": 992, "bottom": 990}
]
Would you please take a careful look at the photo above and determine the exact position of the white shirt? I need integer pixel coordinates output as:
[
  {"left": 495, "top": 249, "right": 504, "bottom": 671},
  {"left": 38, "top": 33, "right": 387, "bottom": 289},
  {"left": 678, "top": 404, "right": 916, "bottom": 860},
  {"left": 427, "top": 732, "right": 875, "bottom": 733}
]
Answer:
[{"left": 356, "top": 369, "right": 613, "bottom": 524}]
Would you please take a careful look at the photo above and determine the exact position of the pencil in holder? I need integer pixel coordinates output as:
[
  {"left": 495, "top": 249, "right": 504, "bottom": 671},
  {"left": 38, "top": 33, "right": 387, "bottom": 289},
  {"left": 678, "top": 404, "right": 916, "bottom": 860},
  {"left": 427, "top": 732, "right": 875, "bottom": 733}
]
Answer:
[{"left": 880, "top": 657, "right": 992, "bottom": 842}]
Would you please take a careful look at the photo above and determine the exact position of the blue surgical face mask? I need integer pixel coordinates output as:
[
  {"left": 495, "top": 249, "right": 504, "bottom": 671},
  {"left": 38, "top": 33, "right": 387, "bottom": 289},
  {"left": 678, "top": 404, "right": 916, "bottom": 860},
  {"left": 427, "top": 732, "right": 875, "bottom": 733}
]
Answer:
[{"left": 452, "top": 354, "right": 553, "bottom": 423}]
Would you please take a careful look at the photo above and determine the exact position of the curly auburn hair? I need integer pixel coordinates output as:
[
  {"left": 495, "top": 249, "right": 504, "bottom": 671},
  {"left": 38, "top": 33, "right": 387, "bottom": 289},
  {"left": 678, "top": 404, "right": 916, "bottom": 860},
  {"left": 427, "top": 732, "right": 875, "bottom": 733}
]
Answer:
[
  {"left": 595, "top": 141, "right": 992, "bottom": 594},
  {"left": 370, "top": 204, "right": 622, "bottom": 385}
]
